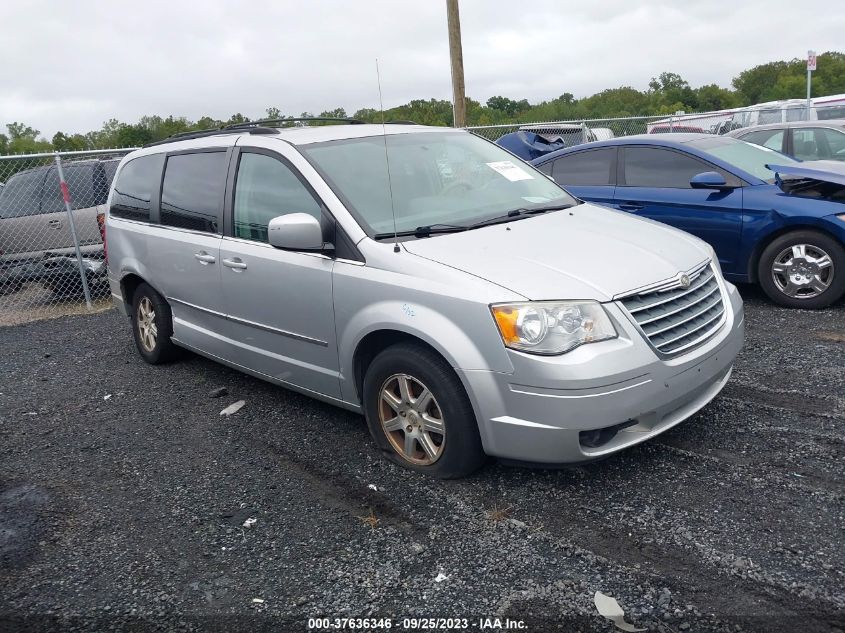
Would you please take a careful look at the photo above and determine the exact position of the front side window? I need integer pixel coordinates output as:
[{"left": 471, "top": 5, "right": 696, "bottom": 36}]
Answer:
[
  {"left": 793, "top": 128, "right": 845, "bottom": 161},
  {"left": 0, "top": 167, "right": 47, "bottom": 218},
  {"left": 160, "top": 152, "right": 227, "bottom": 233},
  {"left": 300, "top": 131, "right": 573, "bottom": 236},
  {"left": 792, "top": 129, "right": 821, "bottom": 160},
  {"left": 111, "top": 154, "right": 164, "bottom": 222},
  {"left": 622, "top": 147, "right": 712, "bottom": 188},
  {"left": 740, "top": 129, "right": 784, "bottom": 151},
  {"left": 233, "top": 152, "right": 322, "bottom": 242},
  {"left": 551, "top": 148, "right": 615, "bottom": 186}
]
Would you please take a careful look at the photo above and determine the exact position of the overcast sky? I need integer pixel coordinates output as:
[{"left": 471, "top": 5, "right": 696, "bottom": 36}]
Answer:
[{"left": 3, "top": 0, "right": 844, "bottom": 138}]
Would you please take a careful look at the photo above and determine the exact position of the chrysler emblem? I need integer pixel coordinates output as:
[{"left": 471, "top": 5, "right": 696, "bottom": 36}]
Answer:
[{"left": 678, "top": 273, "right": 691, "bottom": 288}]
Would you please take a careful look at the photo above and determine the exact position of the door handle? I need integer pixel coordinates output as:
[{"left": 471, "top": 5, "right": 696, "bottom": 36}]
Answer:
[
  {"left": 618, "top": 203, "right": 644, "bottom": 212},
  {"left": 194, "top": 251, "right": 216, "bottom": 265},
  {"left": 222, "top": 257, "right": 247, "bottom": 270}
]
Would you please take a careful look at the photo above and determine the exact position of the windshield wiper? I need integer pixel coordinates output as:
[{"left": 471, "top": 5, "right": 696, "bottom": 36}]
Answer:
[
  {"left": 465, "top": 203, "right": 573, "bottom": 229},
  {"left": 373, "top": 223, "right": 469, "bottom": 240},
  {"left": 372, "top": 203, "right": 575, "bottom": 240}
]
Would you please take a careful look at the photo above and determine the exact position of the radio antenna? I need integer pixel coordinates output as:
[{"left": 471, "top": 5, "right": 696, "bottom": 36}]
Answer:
[{"left": 376, "top": 58, "right": 400, "bottom": 253}]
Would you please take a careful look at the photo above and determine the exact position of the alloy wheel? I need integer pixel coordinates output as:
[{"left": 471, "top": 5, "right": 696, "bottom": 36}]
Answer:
[
  {"left": 378, "top": 373, "right": 446, "bottom": 465},
  {"left": 137, "top": 296, "right": 158, "bottom": 352},
  {"left": 771, "top": 243, "right": 834, "bottom": 299}
]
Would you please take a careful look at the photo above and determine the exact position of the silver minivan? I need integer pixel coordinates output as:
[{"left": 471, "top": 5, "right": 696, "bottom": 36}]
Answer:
[{"left": 105, "top": 121, "right": 744, "bottom": 478}]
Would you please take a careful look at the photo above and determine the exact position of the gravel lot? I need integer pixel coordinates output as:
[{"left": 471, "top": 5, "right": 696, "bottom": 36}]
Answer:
[{"left": 1, "top": 286, "right": 843, "bottom": 632}]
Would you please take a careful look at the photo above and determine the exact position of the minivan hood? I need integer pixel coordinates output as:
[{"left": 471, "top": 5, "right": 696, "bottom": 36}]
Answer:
[{"left": 402, "top": 203, "right": 711, "bottom": 301}]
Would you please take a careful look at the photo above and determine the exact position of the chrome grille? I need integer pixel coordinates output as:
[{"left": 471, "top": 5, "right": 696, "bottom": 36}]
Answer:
[{"left": 619, "top": 262, "right": 726, "bottom": 357}]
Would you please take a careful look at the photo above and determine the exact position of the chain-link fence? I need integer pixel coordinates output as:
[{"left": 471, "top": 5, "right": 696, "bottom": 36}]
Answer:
[
  {"left": 466, "top": 103, "right": 845, "bottom": 144},
  {"left": 0, "top": 149, "right": 134, "bottom": 325}
]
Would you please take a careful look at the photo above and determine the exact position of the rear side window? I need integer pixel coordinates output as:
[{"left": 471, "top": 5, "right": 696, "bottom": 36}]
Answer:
[
  {"left": 740, "top": 129, "right": 784, "bottom": 151},
  {"left": 622, "top": 147, "right": 713, "bottom": 189},
  {"left": 42, "top": 164, "right": 102, "bottom": 213},
  {"left": 233, "top": 152, "right": 322, "bottom": 243},
  {"left": 0, "top": 168, "right": 47, "bottom": 218},
  {"left": 160, "top": 152, "right": 227, "bottom": 233},
  {"left": 111, "top": 154, "right": 165, "bottom": 222},
  {"left": 551, "top": 148, "right": 615, "bottom": 186}
]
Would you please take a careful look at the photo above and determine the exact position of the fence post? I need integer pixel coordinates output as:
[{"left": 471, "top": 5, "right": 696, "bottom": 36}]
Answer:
[
  {"left": 54, "top": 153, "right": 93, "bottom": 309},
  {"left": 669, "top": 116, "right": 675, "bottom": 132}
]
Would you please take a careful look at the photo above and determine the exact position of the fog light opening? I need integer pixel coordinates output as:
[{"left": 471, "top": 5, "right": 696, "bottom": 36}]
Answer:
[{"left": 579, "top": 419, "right": 638, "bottom": 449}]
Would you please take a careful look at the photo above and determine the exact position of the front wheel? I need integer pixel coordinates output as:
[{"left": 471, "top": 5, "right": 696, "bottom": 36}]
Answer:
[
  {"left": 757, "top": 231, "right": 845, "bottom": 309},
  {"left": 362, "top": 342, "right": 486, "bottom": 478}
]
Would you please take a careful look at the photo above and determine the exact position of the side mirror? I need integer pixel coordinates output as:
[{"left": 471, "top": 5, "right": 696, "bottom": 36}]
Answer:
[
  {"left": 690, "top": 171, "right": 731, "bottom": 190},
  {"left": 267, "top": 213, "right": 324, "bottom": 251}
]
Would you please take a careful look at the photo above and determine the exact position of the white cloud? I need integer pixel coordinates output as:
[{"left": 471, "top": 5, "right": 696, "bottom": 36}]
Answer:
[{"left": 1, "top": 0, "right": 843, "bottom": 137}]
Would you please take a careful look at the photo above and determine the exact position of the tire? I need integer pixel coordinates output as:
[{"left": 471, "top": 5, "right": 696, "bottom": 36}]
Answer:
[
  {"left": 757, "top": 230, "right": 845, "bottom": 309},
  {"left": 362, "top": 342, "right": 487, "bottom": 479},
  {"left": 131, "top": 282, "right": 178, "bottom": 364}
]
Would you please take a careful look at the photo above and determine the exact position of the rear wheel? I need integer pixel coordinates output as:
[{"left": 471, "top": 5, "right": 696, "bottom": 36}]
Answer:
[
  {"left": 362, "top": 342, "right": 486, "bottom": 478},
  {"left": 758, "top": 230, "right": 845, "bottom": 309},
  {"left": 131, "top": 282, "right": 177, "bottom": 364}
]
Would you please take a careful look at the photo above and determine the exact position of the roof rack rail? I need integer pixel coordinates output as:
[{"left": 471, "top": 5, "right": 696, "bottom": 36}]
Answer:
[
  {"left": 384, "top": 120, "right": 418, "bottom": 125},
  {"left": 143, "top": 117, "right": 371, "bottom": 148},
  {"left": 143, "top": 126, "right": 278, "bottom": 148},
  {"left": 224, "top": 117, "right": 365, "bottom": 129}
]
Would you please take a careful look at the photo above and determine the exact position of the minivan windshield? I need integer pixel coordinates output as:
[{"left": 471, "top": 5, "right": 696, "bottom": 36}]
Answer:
[
  {"left": 300, "top": 131, "right": 574, "bottom": 237},
  {"left": 685, "top": 136, "right": 800, "bottom": 182}
]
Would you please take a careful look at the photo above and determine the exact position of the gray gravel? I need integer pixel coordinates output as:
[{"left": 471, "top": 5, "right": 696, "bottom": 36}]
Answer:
[{"left": 1, "top": 286, "right": 843, "bottom": 632}]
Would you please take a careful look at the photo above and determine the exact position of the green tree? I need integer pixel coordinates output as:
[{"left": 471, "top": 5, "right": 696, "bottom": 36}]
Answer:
[
  {"left": 52, "top": 131, "right": 89, "bottom": 151},
  {"left": 695, "top": 84, "right": 739, "bottom": 111}
]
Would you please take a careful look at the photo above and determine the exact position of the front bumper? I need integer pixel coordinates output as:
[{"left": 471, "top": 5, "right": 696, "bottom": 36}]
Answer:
[{"left": 458, "top": 281, "right": 745, "bottom": 464}]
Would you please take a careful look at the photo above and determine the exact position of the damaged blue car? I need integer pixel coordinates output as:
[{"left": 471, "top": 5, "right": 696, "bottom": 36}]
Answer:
[{"left": 531, "top": 134, "right": 845, "bottom": 308}]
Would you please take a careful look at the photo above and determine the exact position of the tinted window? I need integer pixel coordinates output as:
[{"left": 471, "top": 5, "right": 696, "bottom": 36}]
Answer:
[
  {"left": 551, "top": 148, "right": 615, "bottom": 186},
  {"left": 740, "top": 129, "right": 784, "bottom": 151},
  {"left": 42, "top": 164, "right": 104, "bottom": 213},
  {"left": 233, "top": 152, "right": 321, "bottom": 242},
  {"left": 111, "top": 154, "right": 164, "bottom": 222},
  {"left": 160, "top": 152, "right": 227, "bottom": 233},
  {"left": 0, "top": 167, "right": 46, "bottom": 218},
  {"left": 622, "top": 147, "right": 713, "bottom": 188}
]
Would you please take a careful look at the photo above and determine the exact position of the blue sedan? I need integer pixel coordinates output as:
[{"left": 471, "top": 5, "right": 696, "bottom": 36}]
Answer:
[{"left": 531, "top": 134, "right": 845, "bottom": 308}]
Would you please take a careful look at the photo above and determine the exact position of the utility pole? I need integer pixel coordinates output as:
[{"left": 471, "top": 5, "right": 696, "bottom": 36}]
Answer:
[
  {"left": 446, "top": 0, "right": 466, "bottom": 128},
  {"left": 806, "top": 50, "right": 816, "bottom": 120}
]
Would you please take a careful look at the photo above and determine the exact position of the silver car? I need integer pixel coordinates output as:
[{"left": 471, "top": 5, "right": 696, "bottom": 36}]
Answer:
[{"left": 105, "top": 121, "right": 744, "bottom": 478}]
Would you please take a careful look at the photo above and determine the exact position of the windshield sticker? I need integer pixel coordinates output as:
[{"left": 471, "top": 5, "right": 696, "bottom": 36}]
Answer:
[
  {"left": 521, "top": 196, "right": 550, "bottom": 204},
  {"left": 486, "top": 161, "right": 534, "bottom": 182}
]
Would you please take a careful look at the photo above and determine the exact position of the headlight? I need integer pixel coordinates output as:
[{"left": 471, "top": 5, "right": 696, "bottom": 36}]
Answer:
[
  {"left": 491, "top": 301, "right": 617, "bottom": 355},
  {"left": 836, "top": 213, "right": 845, "bottom": 223}
]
